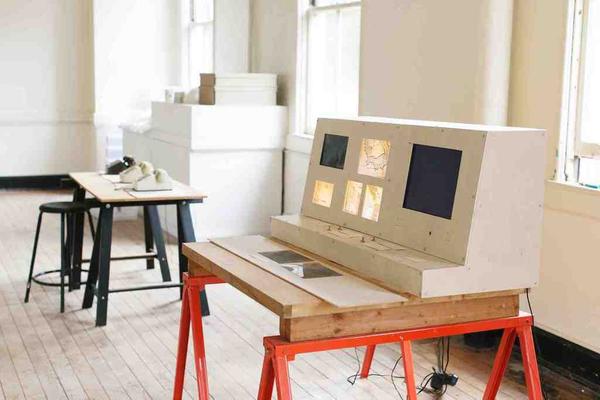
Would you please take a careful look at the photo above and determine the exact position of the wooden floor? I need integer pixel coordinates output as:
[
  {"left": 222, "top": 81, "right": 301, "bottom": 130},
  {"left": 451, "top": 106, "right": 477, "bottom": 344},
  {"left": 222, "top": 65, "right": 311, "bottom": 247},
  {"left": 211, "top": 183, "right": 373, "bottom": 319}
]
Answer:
[{"left": 0, "top": 189, "right": 570, "bottom": 399}]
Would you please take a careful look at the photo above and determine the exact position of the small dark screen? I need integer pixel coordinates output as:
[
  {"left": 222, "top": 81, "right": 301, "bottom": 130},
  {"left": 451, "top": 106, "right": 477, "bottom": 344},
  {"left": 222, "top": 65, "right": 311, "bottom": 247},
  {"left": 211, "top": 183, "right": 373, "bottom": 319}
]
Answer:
[
  {"left": 403, "top": 144, "right": 462, "bottom": 219},
  {"left": 320, "top": 134, "right": 349, "bottom": 169}
]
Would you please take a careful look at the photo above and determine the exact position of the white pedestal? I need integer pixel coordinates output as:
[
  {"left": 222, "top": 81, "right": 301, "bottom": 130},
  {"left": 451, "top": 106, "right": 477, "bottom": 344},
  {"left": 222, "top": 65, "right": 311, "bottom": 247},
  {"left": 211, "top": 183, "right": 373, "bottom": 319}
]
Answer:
[{"left": 123, "top": 102, "right": 287, "bottom": 240}]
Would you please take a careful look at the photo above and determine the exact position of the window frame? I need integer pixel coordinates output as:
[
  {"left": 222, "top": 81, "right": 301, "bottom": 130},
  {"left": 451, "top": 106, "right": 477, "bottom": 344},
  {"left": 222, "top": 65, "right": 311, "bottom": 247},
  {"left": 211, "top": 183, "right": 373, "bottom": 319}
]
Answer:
[
  {"left": 295, "top": 0, "right": 361, "bottom": 137},
  {"left": 564, "top": 0, "right": 600, "bottom": 181},
  {"left": 183, "top": 0, "right": 215, "bottom": 88}
]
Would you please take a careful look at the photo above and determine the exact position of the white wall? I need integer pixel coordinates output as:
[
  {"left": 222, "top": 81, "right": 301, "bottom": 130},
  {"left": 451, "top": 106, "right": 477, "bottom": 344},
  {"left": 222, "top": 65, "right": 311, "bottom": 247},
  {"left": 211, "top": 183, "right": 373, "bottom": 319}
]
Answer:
[
  {"left": 0, "top": 0, "right": 96, "bottom": 176},
  {"left": 360, "top": 0, "right": 513, "bottom": 125},
  {"left": 93, "top": 0, "right": 184, "bottom": 166}
]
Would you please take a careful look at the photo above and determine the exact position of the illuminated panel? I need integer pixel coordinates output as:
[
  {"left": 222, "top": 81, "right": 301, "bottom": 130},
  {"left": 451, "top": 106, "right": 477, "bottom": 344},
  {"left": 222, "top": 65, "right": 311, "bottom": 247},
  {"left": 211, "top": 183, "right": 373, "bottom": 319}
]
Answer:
[
  {"left": 343, "top": 180, "right": 363, "bottom": 215},
  {"left": 312, "top": 180, "right": 334, "bottom": 207},
  {"left": 361, "top": 185, "right": 383, "bottom": 221},
  {"left": 357, "top": 139, "right": 391, "bottom": 178}
]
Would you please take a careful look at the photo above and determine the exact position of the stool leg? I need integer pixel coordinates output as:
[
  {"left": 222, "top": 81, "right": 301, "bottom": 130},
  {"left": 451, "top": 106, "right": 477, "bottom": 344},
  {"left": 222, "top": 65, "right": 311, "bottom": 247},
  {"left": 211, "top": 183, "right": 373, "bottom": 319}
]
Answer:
[
  {"left": 173, "top": 284, "right": 191, "bottom": 400},
  {"left": 60, "top": 213, "right": 66, "bottom": 313},
  {"left": 188, "top": 284, "right": 209, "bottom": 399},
  {"left": 86, "top": 210, "right": 95, "bottom": 239},
  {"left": 517, "top": 326, "right": 543, "bottom": 399},
  {"left": 273, "top": 354, "right": 292, "bottom": 400},
  {"left": 24, "top": 212, "right": 43, "bottom": 303},
  {"left": 257, "top": 350, "right": 275, "bottom": 400},
  {"left": 66, "top": 213, "right": 74, "bottom": 292},
  {"left": 360, "top": 345, "right": 376, "bottom": 378},
  {"left": 483, "top": 328, "right": 517, "bottom": 399},
  {"left": 400, "top": 340, "right": 418, "bottom": 400}
]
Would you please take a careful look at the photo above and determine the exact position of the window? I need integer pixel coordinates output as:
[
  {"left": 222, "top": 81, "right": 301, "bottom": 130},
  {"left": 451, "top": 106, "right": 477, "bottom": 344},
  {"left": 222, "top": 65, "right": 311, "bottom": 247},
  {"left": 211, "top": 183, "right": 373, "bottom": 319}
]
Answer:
[
  {"left": 298, "top": 0, "right": 361, "bottom": 135},
  {"left": 565, "top": 0, "right": 600, "bottom": 183},
  {"left": 187, "top": 0, "right": 214, "bottom": 87}
]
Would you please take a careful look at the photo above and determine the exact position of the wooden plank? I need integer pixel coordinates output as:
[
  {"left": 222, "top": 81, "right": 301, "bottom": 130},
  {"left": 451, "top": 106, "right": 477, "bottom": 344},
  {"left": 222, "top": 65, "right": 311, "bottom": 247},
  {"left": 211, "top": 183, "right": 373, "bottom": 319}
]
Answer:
[
  {"left": 282, "top": 294, "right": 520, "bottom": 342},
  {"left": 184, "top": 242, "right": 322, "bottom": 317},
  {"left": 184, "top": 242, "right": 522, "bottom": 319},
  {"left": 69, "top": 172, "right": 206, "bottom": 203},
  {"left": 211, "top": 235, "right": 408, "bottom": 308}
]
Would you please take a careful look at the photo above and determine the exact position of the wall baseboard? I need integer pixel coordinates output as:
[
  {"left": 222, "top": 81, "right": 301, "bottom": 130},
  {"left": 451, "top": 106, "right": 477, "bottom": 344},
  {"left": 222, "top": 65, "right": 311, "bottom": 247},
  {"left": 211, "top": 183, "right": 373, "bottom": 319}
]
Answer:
[
  {"left": 533, "top": 327, "right": 600, "bottom": 390},
  {"left": 0, "top": 174, "right": 74, "bottom": 190}
]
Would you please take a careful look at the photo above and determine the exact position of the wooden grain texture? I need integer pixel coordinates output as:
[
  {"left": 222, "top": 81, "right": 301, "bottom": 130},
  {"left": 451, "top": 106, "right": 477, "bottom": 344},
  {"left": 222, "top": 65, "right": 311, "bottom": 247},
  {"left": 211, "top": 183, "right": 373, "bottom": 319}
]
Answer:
[
  {"left": 281, "top": 294, "right": 519, "bottom": 342},
  {"left": 184, "top": 241, "right": 523, "bottom": 333},
  {"left": 210, "top": 235, "right": 407, "bottom": 308},
  {"left": 3, "top": 189, "right": 587, "bottom": 399},
  {"left": 70, "top": 172, "right": 207, "bottom": 203}
]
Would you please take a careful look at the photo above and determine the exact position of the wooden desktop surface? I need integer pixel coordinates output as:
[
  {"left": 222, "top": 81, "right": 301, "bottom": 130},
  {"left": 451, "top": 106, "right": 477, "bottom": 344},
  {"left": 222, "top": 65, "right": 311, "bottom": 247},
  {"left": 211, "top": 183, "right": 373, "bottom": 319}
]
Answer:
[
  {"left": 183, "top": 241, "right": 521, "bottom": 341},
  {"left": 70, "top": 172, "right": 207, "bottom": 203}
]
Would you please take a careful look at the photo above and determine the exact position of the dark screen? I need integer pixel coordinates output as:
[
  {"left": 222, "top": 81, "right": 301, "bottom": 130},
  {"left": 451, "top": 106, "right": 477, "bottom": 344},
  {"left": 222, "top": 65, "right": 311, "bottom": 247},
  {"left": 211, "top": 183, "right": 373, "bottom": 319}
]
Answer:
[
  {"left": 320, "top": 134, "right": 349, "bottom": 169},
  {"left": 403, "top": 144, "right": 462, "bottom": 219}
]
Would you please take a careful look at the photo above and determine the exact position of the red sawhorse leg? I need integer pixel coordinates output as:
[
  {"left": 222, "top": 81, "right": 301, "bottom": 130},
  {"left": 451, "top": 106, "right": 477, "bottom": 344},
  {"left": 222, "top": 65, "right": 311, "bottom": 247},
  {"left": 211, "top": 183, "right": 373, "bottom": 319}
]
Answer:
[
  {"left": 259, "top": 314, "right": 541, "bottom": 399},
  {"left": 173, "top": 273, "right": 223, "bottom": 400},
  {"left": 484, "top": 325, "right": 543, "bottom": 399},
  {"left": 257, "top": 349, "right": 275, "bottom": 400},
  {"left": 359, "top": 345, "right": 376, "bottom": 378},
  {"left": 400, "top": 340, "right": 418, "bottom": 399},
  {"left": 173, "top": 282, "right": 191, "bottom": 399}
]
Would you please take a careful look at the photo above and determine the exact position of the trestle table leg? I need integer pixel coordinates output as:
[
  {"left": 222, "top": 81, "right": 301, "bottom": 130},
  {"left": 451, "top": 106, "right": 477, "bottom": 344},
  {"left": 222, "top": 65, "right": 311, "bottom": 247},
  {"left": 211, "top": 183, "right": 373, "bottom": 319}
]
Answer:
[
  {"left": 483, "top": 328, "right": 517, "bottom": 399},
  {"left": 173, "top": 285, "right": 191, "bottom": 400},
  {"left": 400, "top": 340, "right": 418, "bottom": 400},
  {"left": 517, "top": 326, "right": 543, "bottom": 399},
  {"left": 273, "top": 353, "right": 292, "bottom": 400},
  {"left": 257, "top": 350, "right": 275, "bottom": 400},
  {"left": 360, "top": 345, "right": 376, "bottom": 378},
  {"left": 188, "top": 283, "right": 210, "bottom": 399}
]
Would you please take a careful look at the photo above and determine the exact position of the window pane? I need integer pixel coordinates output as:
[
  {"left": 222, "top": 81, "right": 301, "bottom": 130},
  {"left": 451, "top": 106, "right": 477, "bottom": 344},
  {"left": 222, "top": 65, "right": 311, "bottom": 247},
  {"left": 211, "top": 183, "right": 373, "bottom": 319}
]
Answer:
[
  {"left": 189, "top": 23, "right": 214, "bottom": 85},
  {"left": 580, "top": 0, "right": 600, "bottom": 143},
  {"left": 192, "top": 0, "right": 213, "bottom": 23},
  {"left": 305, "top": 6, "right": 360, "bottom": 134}
]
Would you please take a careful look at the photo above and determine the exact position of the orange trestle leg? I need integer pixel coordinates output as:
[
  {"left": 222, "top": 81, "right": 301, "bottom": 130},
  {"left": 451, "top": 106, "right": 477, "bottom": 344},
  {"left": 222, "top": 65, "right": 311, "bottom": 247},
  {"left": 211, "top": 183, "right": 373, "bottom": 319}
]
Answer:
[{"left": 174, "top": 274, "right": 543, "bottom": 400}]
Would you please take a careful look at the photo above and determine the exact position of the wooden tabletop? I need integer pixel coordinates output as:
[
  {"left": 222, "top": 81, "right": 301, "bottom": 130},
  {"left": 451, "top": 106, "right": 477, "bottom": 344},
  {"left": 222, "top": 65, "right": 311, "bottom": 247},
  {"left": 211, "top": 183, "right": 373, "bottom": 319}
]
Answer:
[
  {"left": 70, "top": 172, "right": 207, "bottom": 203},
  {"left": 183, "top": 241, "right": 520, "bottom": 320}
]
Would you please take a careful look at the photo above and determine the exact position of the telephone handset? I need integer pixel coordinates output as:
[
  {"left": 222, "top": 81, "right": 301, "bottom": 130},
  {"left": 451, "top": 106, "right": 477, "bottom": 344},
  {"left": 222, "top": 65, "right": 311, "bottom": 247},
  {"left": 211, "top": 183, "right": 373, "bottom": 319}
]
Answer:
[
  {"left": 106, "top": 155, "right": 136, "bottom": 175},
  {"left": 119, "top": 161, "right": 154, "bottom": 183},
  {"left": 133, "top": 168, "right": 173, "bottom": 191}
]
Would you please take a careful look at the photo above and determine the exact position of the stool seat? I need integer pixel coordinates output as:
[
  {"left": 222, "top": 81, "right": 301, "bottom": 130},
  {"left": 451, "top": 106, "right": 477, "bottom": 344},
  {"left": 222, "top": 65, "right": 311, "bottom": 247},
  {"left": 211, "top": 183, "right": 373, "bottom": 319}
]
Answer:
[{"left": 39, "top": 201, "right": 89, "bottom": 214}]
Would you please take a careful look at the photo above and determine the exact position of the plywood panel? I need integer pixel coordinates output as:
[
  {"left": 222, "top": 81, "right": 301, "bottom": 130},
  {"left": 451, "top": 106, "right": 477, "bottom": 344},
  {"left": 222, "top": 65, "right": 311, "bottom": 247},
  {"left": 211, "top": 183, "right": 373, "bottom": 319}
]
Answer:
[{"left": 210, "top": 235, "right": 407, "bottom": 308}]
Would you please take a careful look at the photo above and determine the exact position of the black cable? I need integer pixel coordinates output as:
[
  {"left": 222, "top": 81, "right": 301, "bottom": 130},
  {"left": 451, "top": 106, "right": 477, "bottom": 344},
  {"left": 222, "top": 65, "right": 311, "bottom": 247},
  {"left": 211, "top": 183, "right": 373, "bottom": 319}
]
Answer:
[
  {"left": 346, "top": 347, "right": 404, "bottom": 385},
  {"left": 525, "top": 288, "right": 549, "bottom": 400},
  {"left": 346, "top": 347, "right": 405, "bottom": 399},
  {"left": 390, "top": 355, "right": 405, "bottom": 400}
]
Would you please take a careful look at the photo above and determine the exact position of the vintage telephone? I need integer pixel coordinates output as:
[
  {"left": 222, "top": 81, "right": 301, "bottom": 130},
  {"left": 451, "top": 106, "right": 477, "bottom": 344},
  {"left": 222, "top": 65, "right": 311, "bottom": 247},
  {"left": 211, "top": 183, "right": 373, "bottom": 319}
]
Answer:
[
  {"left": 119, "top": 161, "right": 154, "bottom": 183},
  {"left": 133, "top": 168, "right": 173, "bottom": 191},
  {"left": 106, "top": 155, "right": 135, "bottom": 175}
]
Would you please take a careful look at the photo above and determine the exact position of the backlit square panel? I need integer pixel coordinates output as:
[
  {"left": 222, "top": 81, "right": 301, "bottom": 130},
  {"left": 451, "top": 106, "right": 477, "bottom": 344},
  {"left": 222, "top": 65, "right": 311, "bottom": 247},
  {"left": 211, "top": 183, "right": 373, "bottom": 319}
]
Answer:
[
  {"left": 361, "top": 185, "right": 383, "bottom": 221},
  {"left": 320, "top": 134, "right": 349, "bottom": 169},
  {"left": 312, "top": 180, "right": 334, "bottom": 207},
  {"left": 357, "top": 139, "right": 391, "bottom": 178},
  {"left": 343, "top": 180, "right": 363, "bottom": 215}
]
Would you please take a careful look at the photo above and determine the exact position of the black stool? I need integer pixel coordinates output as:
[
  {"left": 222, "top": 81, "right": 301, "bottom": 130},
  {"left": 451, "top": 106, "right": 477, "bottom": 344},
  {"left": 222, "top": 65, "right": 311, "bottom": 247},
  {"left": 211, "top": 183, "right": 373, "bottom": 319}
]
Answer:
[{"left": 24, "top": 201, "right": 96, "bottom": 312}]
